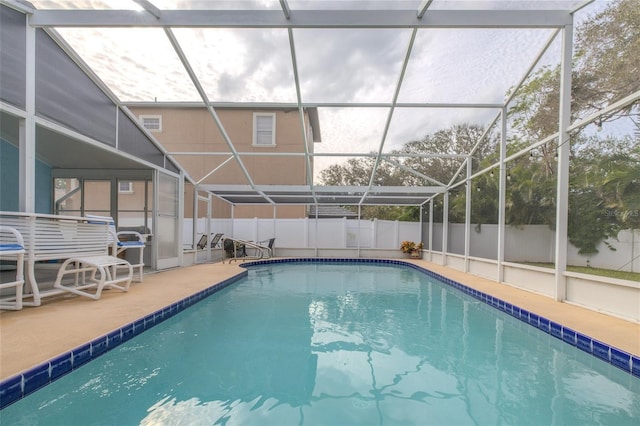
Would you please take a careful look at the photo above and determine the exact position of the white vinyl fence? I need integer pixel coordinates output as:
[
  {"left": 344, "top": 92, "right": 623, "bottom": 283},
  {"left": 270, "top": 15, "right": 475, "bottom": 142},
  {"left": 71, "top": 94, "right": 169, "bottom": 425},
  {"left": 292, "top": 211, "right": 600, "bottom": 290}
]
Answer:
[
  {"left": 184, "top": 218, "right": 639, "bottom": 273},
  {"left": 184, "top": 217, "right": 421, "bottom": 250},
  {"left": 438, "top": 224, "right": 639, "bottom": 273}
]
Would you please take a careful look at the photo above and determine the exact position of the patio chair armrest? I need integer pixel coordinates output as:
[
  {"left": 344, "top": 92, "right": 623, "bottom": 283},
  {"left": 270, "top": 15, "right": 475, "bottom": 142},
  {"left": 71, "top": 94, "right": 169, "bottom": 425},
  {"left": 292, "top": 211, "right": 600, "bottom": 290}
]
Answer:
[
  {"left": 0, "top": 225, "right": 25, "bottom": 249},
  {"left": 116, "top": 231, "right": 145, "bottom": 243}
]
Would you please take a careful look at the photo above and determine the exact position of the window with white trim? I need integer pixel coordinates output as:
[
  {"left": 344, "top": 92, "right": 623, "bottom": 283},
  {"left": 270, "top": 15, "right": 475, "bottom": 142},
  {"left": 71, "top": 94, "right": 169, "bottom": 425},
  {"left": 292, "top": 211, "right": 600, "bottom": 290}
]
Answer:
[
  {"left": 118, "top": 181, "right": 133, "bottom": 193},
  {"left": 253, "top": 113, "right": 276, "bottom": 146},
  {"left": 139, "top": 115, "right": 162, "bottom": 132}
]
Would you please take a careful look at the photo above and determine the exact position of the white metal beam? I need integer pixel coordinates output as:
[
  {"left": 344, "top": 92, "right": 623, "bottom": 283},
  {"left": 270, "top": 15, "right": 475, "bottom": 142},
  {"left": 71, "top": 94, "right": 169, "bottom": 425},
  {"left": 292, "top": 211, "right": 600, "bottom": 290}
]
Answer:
[
  {"left": 29, "top": 10, "right": 572, "bottom": 29},
  {"left": 571, "top": 0, "right": 596, "bottom": 14},
  {"left": 442, "top": 191, "right": 449, "bottom": 265},
  {"left": 123, "top": 101, "right": 503, "bottom": 109},
  {"left": 163, "top": 28, "right": 273, "bottom": 203},
  {"left": 497, "top": 108, "right": 507, "bottom": 282},
  {"left": 0, "top": 0, "right": 34, "bottom": 13},
  {"left": 198, "top": 184, "right": 446, "bottom": 194},
  {"left": 428, "top": 200, "right": 433, "bottom": 256},
  {"left": 504, "top": 29, "right": 561, "bottom": 107},
  {"left": 196, "top": 156, "right": 234, "bottom": 185},
  {"left": 464, "top": 158, "right": 471, "bottom": 272},
  {"left": 167, "top": 152, "right": 469, "bottom": 160},
  {"left": 287, "top": 27, "right": 316, "bottom": 201},
  {"left": 132, "top": 0, "right": 161, "bottom": 19},
  {"left": 33, "top": 116, "right": 169, "bottom": 172},
  {"left": 383, "top": 158, "right": 447, "bottom": 187},
  {"left": 19, "top": 18, "right": 36, "bottom": 212},
  {"left": 279, "top": 0, "right": 291, "bottom": 20},
  {"left": 554, "top": 23, "right": 574, "bottom": 301},
  {"left": 365, "top": 28, "right": 417, "bottom": 203},
  {"left": 448, "top": 28, "right": 561, "bottom": 189},
  {"left": 417, "top": 0, "right": 436, "bottom": 19},
  {"left": 0, "top": 101, "right": 28, "bottom": 118},
  {"left": 567, "top": 90, "right": 640, "bottom": 133}
]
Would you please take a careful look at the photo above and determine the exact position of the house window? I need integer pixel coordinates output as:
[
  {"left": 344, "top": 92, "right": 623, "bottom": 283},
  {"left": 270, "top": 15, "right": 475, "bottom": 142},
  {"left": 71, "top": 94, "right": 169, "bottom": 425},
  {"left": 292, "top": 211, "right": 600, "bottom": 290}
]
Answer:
[
  {"left": 253, "top": 113, "right": 276, "bottom": 146},
  {"left": 119, "top": 181, "right": 133, "bottom": 193},
  {"left": 139, "top": 115, "right": 162, "bottom": 132}
]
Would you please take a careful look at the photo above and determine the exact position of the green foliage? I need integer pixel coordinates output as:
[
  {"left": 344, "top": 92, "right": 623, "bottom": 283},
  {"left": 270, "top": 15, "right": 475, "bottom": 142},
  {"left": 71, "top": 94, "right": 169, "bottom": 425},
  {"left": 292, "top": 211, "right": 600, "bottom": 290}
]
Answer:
[
  {"left": 568, "top": 188, "right": 617, "bottom": 255},
  {"left": 574, "top": 0, "right": 640, "bottom": 116},
  {"left": 599, "top": 152, "right": 640, "bottom": 230},
  {"left": 509, "top": 0, "right": 640, "bottom": 136},
  {"left": 503, "top": 0, "right": 640, "bottom": 254},
  {"left": 398, "top": 124, "right": 498, "bottom": 186}
]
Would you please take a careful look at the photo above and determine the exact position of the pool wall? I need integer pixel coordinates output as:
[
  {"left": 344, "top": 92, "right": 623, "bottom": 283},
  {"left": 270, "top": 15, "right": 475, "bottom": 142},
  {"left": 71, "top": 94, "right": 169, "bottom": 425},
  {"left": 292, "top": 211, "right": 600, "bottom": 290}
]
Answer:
[{"left": 1, "top": 259, "right": 638, "bottom": 410}]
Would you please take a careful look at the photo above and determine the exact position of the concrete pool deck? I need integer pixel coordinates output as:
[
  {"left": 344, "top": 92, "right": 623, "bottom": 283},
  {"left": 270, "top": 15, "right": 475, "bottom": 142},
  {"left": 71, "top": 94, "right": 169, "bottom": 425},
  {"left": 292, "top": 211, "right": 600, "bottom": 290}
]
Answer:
[{"left": 1, "top": 259, "right": 638, "bottom": 381}]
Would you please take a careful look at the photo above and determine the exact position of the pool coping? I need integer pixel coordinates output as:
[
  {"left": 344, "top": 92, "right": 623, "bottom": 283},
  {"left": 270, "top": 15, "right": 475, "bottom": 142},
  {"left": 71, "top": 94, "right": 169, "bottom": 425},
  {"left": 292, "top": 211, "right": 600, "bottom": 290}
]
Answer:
[{"left": 1, "top": 258, "right": 638, "bottom": 409}]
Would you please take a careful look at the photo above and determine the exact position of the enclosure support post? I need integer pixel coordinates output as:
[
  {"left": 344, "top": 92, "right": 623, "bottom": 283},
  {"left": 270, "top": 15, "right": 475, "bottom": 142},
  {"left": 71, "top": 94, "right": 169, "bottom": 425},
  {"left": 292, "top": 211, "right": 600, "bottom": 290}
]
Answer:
[
  {"left": 207, "top": 193, "right": 212, "bottom": 261},
  {"left": 429, "top": 200, "right": 433, "bottom": 262},
  {"left": 442, "top": 192, "right": 449, "bottom": 266},
  {"left": 497, "top": 107, "right": 507, "bottom": 282},
  {"left": 231, "top": 205, "right": 235, "bottom": 238},
  {"left": 357, "top": 205, "right": 362, "bottom": 257},
  {"left": 19, "top": 20, "right": 36, "bottom": 213},
  {"left": 554, "top": 23, "right": 573, "bottom": 301},
  {"left": 419, "top": 204, "right": 423, "bottom": 241},
  {"left": 193, "top": 189, "right": 199, "bottom": 252},
  {"left": 464, "top": 157, "right": 472, "bottom": 272}
]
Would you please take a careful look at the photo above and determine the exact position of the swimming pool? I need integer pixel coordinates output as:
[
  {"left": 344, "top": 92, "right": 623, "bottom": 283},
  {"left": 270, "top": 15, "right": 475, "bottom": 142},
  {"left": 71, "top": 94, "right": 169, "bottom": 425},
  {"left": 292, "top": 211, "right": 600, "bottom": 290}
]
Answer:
[{"left": 1, "top": 260, "right": 639, "bottom": 424}]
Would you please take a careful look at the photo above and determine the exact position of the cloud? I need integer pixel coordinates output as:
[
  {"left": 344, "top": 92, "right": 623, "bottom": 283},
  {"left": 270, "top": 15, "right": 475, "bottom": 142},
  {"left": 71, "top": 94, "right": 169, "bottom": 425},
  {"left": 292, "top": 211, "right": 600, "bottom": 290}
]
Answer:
[
  {"left": 52, "top": 1, "right": 606, "bottom": 180},
  {"left": 294, "top": 28, "right": 411, "bottom": 103}
]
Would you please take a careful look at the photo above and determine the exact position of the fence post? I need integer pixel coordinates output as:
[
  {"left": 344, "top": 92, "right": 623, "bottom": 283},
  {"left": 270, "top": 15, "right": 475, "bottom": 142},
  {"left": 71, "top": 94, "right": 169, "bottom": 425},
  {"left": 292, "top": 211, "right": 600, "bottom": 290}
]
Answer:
[
  {"left": 373, "top": 218, "right": 378, "bottom": 249},
  {"left": 253, "top": 217, "right": 258, "bottom": 242},
  {"left": 342, "top": 217, "right": 347, "bottom": 248}
]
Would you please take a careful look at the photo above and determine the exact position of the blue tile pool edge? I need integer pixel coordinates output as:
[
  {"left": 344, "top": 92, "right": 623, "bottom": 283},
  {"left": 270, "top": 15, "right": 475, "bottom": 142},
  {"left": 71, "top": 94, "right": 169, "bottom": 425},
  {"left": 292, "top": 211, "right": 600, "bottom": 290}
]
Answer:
[
  {"left": 0, "top": 271, "right": 248, "bottom": 410},
  {"left": 2, "top": 258, "right": 637, "bottom": 409},
  {"left": 242, "top": 258, "right": 640, "bottom": 379}
]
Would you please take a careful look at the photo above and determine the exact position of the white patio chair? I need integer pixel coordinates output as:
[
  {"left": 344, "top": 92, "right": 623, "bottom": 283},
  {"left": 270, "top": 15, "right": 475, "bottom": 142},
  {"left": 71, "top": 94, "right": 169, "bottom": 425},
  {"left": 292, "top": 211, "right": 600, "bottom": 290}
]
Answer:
[
  {"left": 0, "top": 225, "right": 25, "bottom": 310},
  {"left": 255, "top": 237, "right": 275, "bottom": 258},
  {"left": 115, "top": 229, "right": 145, "bottom": 283},
  {"left": 86, "top": 215, "right": 145, "bottom": 282}
]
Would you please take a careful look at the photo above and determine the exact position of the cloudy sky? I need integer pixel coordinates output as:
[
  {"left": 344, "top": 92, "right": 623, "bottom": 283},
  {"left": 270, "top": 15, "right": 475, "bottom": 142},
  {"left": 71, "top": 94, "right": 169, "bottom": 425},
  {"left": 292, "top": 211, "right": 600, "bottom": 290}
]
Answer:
[{"left": 30, "top": 0, "right": 607, "bottom": 179}]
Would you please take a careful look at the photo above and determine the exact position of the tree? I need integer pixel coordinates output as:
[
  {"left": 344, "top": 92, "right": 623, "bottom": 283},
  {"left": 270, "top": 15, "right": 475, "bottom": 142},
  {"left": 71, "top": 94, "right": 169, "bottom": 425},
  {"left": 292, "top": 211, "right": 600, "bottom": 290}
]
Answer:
[
  {"left": 598, "top": 149, "right": 640, "bottom": 230},
  {"left": 319, "top": 124, "right": 495, "bottom": 221},
  {"left": 568, "top": 187, "right": 618, "bottom": 255},
  {"left": 319, "top": 156, "right": 412, "bottom": 220},
  {"left": 398, "top": 124, "right": 497, "bottom": 186},
  {"left": 573, "top": 0, "right": 640, "bottom": 120},
  {"left": 509, "top": 0, "right": 640, "bottom": 136},
  {"left": 505, "top": 0, "right": 640, "bottom": 255}
]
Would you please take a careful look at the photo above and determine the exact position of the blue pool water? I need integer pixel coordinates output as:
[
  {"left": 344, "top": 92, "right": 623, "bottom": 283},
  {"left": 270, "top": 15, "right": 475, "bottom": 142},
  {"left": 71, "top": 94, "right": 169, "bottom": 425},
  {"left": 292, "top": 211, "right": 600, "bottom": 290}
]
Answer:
[{"left": 2, "top": 262, "right": 639, "bottom": 425}]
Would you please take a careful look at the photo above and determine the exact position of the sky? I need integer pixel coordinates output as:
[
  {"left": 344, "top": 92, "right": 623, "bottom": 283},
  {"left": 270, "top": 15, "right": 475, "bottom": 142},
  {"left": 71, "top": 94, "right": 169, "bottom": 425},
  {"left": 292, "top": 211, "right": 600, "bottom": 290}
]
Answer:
[{"left": 28, "top": 0, "right": 611, "bottom": 180}]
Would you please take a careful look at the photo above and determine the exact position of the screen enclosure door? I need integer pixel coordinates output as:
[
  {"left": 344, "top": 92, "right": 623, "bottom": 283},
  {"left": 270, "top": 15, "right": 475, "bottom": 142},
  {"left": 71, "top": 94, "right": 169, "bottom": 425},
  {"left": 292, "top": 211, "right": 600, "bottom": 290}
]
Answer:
[{"left": 154, "top": 170, "right": 182, "bottom": 270}]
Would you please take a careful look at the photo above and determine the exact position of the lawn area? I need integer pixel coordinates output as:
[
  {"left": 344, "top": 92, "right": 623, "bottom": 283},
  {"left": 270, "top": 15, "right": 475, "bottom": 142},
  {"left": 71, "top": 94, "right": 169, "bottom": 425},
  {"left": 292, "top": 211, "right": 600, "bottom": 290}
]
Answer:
[{"left": 524, "top": 262, "right": 640, "bottom": 282}]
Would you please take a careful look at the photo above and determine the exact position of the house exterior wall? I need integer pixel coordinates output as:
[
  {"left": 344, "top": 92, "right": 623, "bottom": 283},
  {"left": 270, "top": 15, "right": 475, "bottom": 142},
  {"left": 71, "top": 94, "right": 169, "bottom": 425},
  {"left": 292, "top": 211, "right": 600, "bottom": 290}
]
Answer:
[{"left": 129, "top": 106, "right": 314, "bottom": 219}]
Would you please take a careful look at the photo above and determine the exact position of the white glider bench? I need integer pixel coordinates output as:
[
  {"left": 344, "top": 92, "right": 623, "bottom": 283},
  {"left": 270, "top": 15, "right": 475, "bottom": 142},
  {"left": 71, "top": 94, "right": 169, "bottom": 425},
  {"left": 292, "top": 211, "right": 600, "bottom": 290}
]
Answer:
[{"left": 0, "top": 212, "right": 133, "bottom": 307}]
